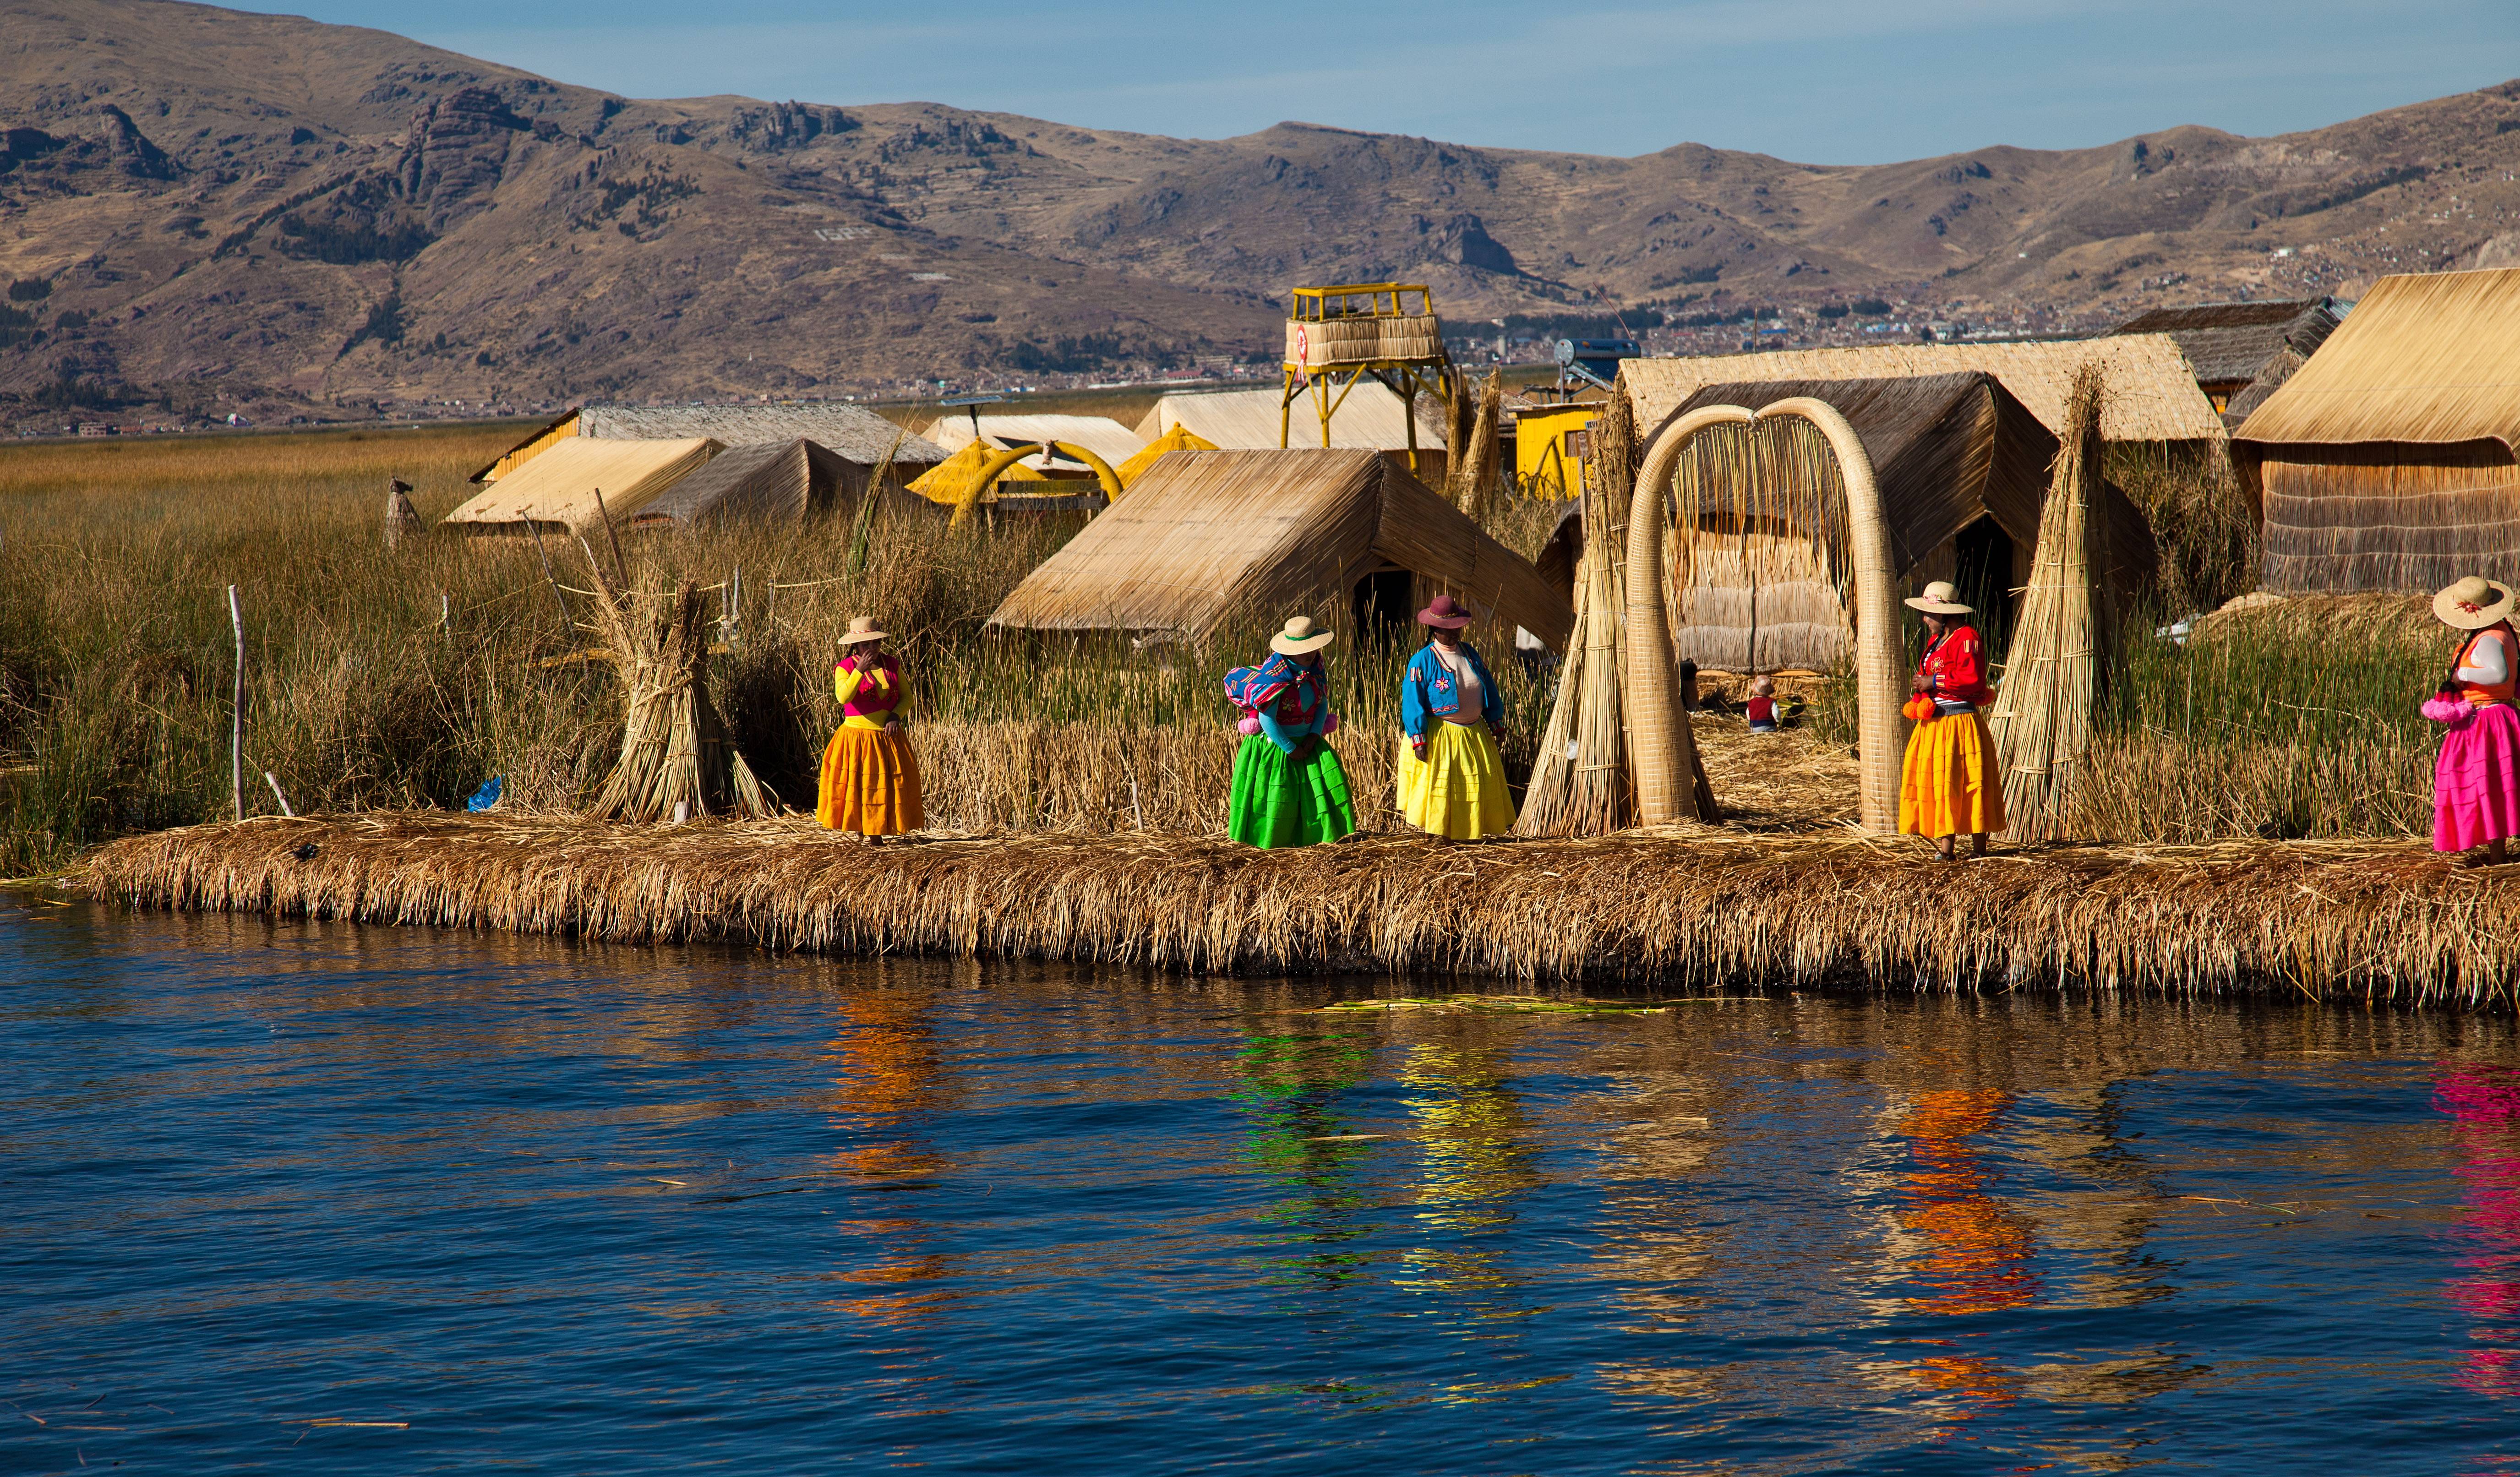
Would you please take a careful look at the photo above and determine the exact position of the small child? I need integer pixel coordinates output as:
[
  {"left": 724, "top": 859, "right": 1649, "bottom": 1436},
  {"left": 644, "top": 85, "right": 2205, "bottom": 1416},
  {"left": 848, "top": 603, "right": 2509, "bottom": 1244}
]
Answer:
[{"left": 1745, "top": 675, "right": 1780, "bottom": 733}]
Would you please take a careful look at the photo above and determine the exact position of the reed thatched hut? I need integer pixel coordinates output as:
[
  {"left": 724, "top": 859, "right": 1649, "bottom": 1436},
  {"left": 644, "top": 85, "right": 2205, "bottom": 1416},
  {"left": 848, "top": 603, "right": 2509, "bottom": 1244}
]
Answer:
[
  {"left": 441, "top": 436, "right": 721, "bottom": 536},
  {"left": 2109, "top": 297, "right": 2343, "bottom": 424},
  {"left": 2234, "top": 268, "right": 2520, "bottom": 593},
  {"left": 986, "top": 449, "right": 1571, "bottom": 649},
  {"left": 1620, "top": 338, "right": 2227, "bottom": 462},
  {"left": 469, "top": 402, "right": 946, "bottom": 485},
  {"left": 1648, "top": 373, "right": 2155, "bottom": 673},
  {"left": 1137, "top": 383, "right": 1450, "bottom": 484},
  {"left": 623, "top": 439, "right": 861, "bottom": 530}
]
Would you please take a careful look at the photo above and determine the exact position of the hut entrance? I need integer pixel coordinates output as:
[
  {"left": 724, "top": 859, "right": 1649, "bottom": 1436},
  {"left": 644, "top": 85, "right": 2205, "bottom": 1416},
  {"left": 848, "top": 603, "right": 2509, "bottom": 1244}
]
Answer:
[
  {"left": 1950, "top": 516, "right": 2016, "bottom": 658},
  {"left": 1352, "top": 567, "right": 1416, "bottom": 645}
]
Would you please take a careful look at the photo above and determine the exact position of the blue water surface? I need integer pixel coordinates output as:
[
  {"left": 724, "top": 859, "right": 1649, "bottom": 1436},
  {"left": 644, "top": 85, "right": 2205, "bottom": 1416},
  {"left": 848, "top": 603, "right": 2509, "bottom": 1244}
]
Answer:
[{"left": 4, "top": 897, "right": 2520, "bottom": 1474}]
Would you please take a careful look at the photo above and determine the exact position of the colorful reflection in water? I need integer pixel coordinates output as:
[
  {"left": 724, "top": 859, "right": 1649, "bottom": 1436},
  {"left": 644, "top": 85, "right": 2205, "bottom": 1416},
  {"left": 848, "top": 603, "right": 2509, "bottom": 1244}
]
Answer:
[
  {"left": 1887, "top": 1088, "right": 2041, "bottom": 1406},
  {"left": 820, "top": 990, "right": 951, "bottom": 1325},
  {"left": 5, "top": 902, "right": 2520, "bottom": 1474},
  {"left": 2439, "top": 1061, "right": 2520, "bottom": 1399}
]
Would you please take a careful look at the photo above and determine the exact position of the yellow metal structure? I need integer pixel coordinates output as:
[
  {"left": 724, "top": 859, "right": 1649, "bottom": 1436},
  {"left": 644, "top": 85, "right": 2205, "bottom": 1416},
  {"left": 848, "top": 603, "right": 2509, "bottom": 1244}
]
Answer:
[
  {"left": 1280, "top": 283, "right": 1452, "bottom": 477},
  {"left": 1513, "top": 404, "right": 1601, "bottom": 500},
  {"left": 948, "top": 442, "right": 1124, "bottom": 529}
]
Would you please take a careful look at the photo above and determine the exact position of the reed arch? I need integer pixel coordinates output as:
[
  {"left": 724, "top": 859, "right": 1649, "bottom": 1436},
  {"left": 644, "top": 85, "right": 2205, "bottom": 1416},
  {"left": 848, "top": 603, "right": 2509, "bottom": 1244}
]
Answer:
[
  {"left": 1625, "top": 397, "right": 1903, "bottom": 831},
  {"left": 948, "top": 441, "right": 1125, "bottom": 529}
]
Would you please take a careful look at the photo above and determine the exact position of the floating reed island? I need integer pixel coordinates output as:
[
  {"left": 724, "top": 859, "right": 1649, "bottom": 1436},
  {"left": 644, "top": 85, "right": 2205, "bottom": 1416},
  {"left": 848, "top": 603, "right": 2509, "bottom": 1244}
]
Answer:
[{"left": 73, "top": 811, "right": 2520, "bottom": 1004}]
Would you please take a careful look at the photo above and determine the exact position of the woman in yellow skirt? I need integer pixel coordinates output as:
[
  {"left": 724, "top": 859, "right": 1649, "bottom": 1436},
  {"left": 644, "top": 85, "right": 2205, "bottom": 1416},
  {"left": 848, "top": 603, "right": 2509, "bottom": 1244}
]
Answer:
[
  {"left": 1898, "top": 581, "right": 2004, "bottom": 859},
  {"left": 1398, "top": 594, "right": 1517, "bottom": 841},
  {"left": 816, "top": 616, "right": 923, "bottom": 844}
]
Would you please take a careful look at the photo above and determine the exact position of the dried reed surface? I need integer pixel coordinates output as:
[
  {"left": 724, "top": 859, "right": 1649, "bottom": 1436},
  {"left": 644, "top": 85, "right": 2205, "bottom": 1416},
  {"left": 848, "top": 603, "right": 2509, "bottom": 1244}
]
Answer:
[{"left": 79, "top": 809, "right": 2520, "bottom": 1002}]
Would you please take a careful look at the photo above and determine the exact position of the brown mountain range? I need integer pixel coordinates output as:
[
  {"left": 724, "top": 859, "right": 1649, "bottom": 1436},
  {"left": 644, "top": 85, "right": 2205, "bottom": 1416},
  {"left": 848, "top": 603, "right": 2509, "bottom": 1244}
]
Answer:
[{"left": 5, "top": 0, "right": 2520, "bottom": 420}]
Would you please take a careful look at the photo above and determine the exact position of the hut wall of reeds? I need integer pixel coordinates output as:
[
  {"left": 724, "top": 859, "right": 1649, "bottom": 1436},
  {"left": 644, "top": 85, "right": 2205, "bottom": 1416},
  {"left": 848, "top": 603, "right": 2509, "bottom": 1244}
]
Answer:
[
  {"left": 439, "top": 436, "right": 721, "bottom": 536},
  {"left": 1137, "top": 383, "right": 1451, "bottom": 485},
  {"left": 1619, "top": 338, "right": 2227, "bottom": 459},
  {"left": 984, "top": 449, "right": 1571, "bottom": 649},
  {"left": 1645, "top": 373, "right": 2155, "bottom": 674},
  {"left": 2235, "top": 268, "right": 2520, "bottom": 594}
]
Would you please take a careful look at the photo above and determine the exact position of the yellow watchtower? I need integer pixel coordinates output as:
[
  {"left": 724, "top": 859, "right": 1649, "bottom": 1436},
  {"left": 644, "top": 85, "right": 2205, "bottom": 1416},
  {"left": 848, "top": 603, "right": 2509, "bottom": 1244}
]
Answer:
[{"left": 1280, "top": 283, "right": 1453, "bottom": 478}]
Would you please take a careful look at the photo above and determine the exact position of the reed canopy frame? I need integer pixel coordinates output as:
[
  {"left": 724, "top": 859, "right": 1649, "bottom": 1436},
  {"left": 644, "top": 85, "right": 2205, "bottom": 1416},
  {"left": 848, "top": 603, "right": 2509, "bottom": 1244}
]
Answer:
[{"left": 1626, "top": 400, "right": 1904, "bottom": 830}]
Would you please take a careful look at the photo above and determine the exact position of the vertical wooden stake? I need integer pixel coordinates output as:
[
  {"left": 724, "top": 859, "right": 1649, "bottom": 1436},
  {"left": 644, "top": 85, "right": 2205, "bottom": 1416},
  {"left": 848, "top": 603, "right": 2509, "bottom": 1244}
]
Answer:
[
  {"left": 593, "top": 487, "right": 629, "bottom": 587},
  {"left": 263, "top": 771, "right": 295, "bottom": 818},
  {"left": 228, "top": 583, "right": 245, "bottom": 821}
]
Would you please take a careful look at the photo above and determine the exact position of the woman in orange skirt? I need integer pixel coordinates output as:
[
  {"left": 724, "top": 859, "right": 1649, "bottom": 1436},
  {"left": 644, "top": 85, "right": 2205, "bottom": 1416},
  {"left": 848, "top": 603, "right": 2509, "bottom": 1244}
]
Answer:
[
  {"left": 816, "top": 616, "right": 923, "bottom": 844},
  {"left": 1898, "top": 581, "right": 2005, "bottom": 859}
]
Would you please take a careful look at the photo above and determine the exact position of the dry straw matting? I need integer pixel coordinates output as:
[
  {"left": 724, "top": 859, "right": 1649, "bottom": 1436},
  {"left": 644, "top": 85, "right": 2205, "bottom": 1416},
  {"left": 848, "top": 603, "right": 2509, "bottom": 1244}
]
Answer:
[{"left": 76, "top": 812, "right": 2517, "bottom": 1003}]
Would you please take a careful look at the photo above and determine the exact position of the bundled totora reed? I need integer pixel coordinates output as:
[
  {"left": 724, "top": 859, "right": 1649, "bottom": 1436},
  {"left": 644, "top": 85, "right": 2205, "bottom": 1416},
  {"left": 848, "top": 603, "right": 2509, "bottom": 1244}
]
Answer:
[
  {"left": 1517, "top": 393, "right": 1638, "bottom": 836},
  {"left": 582, "top": 546, "right": 775, "bottom": 823},
  {"left": 1988, "top": 365, "right": 2106, "bottom": 841},
  {"left": 76, "top": 811, "right": 2520, "bottom": 1004}
]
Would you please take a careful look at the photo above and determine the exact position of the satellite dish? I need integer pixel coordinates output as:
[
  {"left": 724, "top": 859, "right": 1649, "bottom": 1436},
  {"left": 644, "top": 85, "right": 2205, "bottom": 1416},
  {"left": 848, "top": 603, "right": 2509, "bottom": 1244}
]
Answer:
[{"left": 1552, "top": 339, "right": 1576, "bottom": 366}]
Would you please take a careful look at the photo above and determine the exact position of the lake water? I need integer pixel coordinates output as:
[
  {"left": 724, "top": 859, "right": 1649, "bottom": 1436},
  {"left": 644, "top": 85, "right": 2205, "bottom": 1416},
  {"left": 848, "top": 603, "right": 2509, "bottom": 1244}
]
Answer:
[{"left": 5, "top": 898, "right": 2520, "bottom": 1474}]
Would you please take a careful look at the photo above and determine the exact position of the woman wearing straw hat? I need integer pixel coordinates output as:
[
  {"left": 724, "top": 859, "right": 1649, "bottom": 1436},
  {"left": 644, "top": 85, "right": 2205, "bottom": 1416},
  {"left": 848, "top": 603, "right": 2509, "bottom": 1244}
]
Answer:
[
  {"left": 1399, "top": 594, "right": 1516, "bottom": 841},
  {"left": 816, "top": 616, "right": 923, "bottom": 845},
  {"left": 1899, "top": 581, "right": 2004, "bottom": 860},
  {"left": 2426, "top": 575, "right": 2520, "bottom": 865},
  {"left": 1225, "top": 616, "right": 1357, "bottom": 848}
]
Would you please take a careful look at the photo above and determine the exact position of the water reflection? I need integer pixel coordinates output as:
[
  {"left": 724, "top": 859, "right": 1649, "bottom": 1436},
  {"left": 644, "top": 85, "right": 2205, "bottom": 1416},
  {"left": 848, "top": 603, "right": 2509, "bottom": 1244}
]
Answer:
[
  {"left": 820, "top": 989, "right": 952, "bottom": 1326},
  {"left": 2440, "top": 1061, "right": 2520, "bottom": 1399},
  {"left": 1882, "top": 1088, "right": 2039, "bottom": 1406},
  {"left": 11, "top": 904, "right": 2520, "bottom": 1475},
  {"left": 1234, "top": 1022, "right": 1378, "bottom": 1287},
  {"left": 1395, "top": 1036, "right": 1540, "bottom": 1301}
]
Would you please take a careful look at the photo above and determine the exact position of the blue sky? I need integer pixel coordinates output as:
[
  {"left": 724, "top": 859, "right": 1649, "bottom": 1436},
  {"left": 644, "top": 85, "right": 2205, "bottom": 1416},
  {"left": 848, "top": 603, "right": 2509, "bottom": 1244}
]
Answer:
[{"left": 241, "top": 0, "right": 2518, "bottom": 164}]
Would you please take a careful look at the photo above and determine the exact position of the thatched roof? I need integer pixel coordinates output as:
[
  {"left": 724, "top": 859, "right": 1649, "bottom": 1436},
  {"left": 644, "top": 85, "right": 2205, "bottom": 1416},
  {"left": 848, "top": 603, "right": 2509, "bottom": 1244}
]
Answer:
[
  {"left": 922, "top": 414, "right": 1145, "bottom": 473},
  {"left": 1138, "top": 381, "right": 1449, "bottom": 451},
  {"left": 578, "top": 403, "right": 947, "bottom": 465},
  {"left": 2110, "top": 298, "right": 2342, "bottom": 388},
  {"left": 1116, "top": 423, "right": 1218, "bottom": 486},
  {"left": 1661, "top": 372, "right": 2052, "bottom": 574},
  {"left": 2234, "top": 268, "right": 2520, "bottom": 452},
  {"left": 1620, "top": 337, "right": 2225, "bottom": 446},
  {"left": 441, "top": 437, "right": 720, "bottom": 534},
  {"left": 625, "top": 439, "right": 852, "bottom": 529},
  {"left": 986, "top": 449, "right": 1571, "bottom": 648}
]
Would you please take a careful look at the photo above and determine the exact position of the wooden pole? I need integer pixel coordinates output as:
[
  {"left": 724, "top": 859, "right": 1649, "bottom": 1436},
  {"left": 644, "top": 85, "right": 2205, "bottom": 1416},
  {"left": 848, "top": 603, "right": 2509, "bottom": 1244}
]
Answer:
[
  {"left": 227, "top": 583, "right": 245, "bottom": 821},
  {"left": 593, "top": 487, "right": 629, "bottom": 587},
  {"left": 527, "top": 523, "right": 571, "bottom": 626}
]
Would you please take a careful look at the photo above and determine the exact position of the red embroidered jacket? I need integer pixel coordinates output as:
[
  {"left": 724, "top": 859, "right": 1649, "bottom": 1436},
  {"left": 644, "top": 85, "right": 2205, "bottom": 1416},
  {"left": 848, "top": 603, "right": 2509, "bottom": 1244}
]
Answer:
[{"left": 1919, "top": 625, "right": 1996, "bottom": 708}]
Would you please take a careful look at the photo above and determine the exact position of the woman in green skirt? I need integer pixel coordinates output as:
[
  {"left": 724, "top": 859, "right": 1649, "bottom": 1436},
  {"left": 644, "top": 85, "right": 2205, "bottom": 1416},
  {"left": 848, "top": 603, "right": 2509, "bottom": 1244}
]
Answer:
[{"left": 1225, "top": 616, "right": 1357, "bottom": 847}]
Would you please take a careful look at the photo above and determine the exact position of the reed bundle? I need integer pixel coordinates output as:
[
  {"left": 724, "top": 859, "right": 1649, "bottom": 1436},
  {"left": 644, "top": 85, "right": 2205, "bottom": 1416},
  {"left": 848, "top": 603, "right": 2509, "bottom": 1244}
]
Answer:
[
  {"left": 1445, "top": 371, "right": 1506, "bottom": 519},
  {"left": 580, "top": 548, "right": 773, "bottom": 823},
  {"left": 1516, "top": 394, "right": 1636, "bottom": 836},
  {"left": 1988, "top": 366, "right": 2106, "bottom": 841},
  {"left": 79, "top": 810, "right": 2520, "bottom": 1003}
]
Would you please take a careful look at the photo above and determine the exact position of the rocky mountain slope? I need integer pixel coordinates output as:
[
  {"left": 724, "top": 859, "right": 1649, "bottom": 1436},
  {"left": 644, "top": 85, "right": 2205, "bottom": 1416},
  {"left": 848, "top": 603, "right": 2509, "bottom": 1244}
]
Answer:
[{"left": 4, "top": 0, "right": 2519, "bottom": 419}]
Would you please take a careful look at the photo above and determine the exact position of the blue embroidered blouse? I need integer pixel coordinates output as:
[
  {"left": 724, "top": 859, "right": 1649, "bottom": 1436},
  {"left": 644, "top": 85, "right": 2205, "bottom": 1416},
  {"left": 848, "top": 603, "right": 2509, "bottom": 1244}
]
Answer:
[{"left": 1401, "top": 641, "right": 1502, "bottom": 741}]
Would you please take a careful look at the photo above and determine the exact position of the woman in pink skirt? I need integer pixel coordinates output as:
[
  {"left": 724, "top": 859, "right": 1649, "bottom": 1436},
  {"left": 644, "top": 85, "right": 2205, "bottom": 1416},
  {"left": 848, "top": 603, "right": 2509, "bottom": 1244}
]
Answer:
[{"left": 2429, "top": 575, "right": 2520, "bottom": 865}]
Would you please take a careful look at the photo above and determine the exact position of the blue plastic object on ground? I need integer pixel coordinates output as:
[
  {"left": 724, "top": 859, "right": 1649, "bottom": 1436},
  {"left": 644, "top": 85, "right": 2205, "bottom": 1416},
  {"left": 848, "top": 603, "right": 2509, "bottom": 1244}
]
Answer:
[{"left": 464, "top": 777, "right": 503, "bottom": 812}]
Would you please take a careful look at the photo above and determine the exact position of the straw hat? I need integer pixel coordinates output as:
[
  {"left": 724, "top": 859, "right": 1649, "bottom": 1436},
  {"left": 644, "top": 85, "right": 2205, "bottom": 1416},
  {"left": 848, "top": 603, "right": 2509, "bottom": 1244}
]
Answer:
[
  {"left": 2434, "top": 575, "right": 2517, "bottom": 630},
  {"left": 839, "top": 616, "right": 889, "bottom": 645},
  {"left": 1270, "top": 615, "right": 1336, "bottom": 656},
  {"left": 1417, "top": 594, "right": 1475, "bottom": 629},
  {"left": 1903, "top": 581, "right": 1973, "bottom": 616}
]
